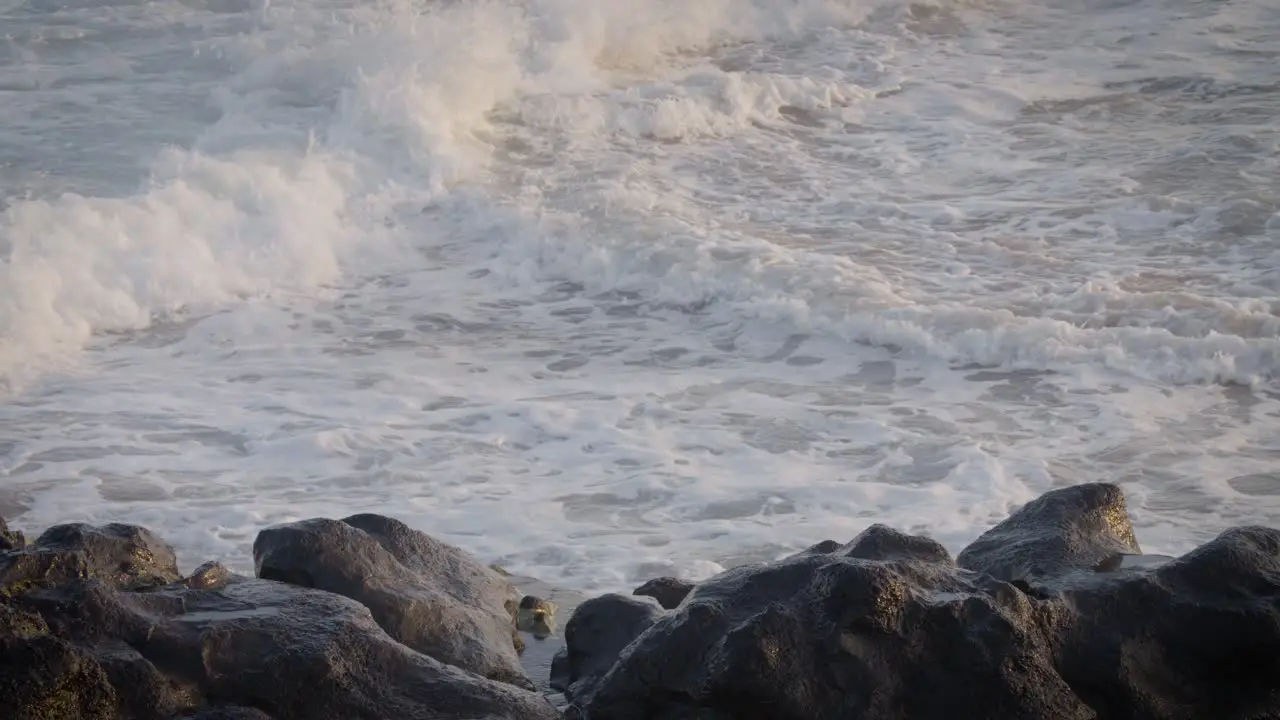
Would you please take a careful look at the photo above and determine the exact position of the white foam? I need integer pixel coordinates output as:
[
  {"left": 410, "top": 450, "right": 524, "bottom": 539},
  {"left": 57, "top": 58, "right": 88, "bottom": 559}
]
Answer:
[{"left": 1, "top": 0, "right": 1278, "bottom": 594}]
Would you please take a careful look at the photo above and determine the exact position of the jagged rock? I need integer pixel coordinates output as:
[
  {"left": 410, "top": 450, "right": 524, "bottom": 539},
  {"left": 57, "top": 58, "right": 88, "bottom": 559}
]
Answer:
[
  {"left": 836, "top": 524, "right": 953, "bottom": 564},
  {"left": 550, "top": 593, "right": 666, "bottom": 703},
  {"left": 4, "top": 563, "right": 561, "bottom": 720},
  {"left": 573, "top": 554, "right": 1090, "bottom": 720},
  {"left": 253, "top": 514, "right": 532, "bottom": 689},
  {"left": 632, "top": 576, "right": 694, "bottom": 610},
  {"left": 957, "top": 483, "right": 1139, "bottom": 591},
  {"left": 1, "top": 515, "right": 24, "bottom": 551}
]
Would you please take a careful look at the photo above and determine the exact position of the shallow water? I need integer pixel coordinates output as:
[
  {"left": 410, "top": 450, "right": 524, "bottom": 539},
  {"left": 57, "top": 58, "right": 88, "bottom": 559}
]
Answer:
[{"left": 1, "top": 0, "right": 1277, "bottom": 592}]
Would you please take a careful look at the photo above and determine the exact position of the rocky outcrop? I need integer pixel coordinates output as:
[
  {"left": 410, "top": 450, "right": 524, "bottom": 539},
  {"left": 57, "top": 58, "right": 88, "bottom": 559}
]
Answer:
[
  {"left": 837, "top": 523, "right": 953, "bottom": 564},
  {"left": 631, "top": 576, "right": 694, "bottom": 610},
  {"left": 956, "top": 482, "right": 1139, "bottom": 592},
  {"left": 5, "top": 483, "right": 1279, "bottom": 720},
  {"left": 1053, "top": 525, "right": 1280, "bottom": 718},
  {"left": 0, "top": 518, "right": 562, "bottom": 720},
  {"left": 561, "top": 484, "right": 1280, "bottom": 720},
  {"left": 1, "top": 521, "right": 181, "bottom": 597},
  {"left": 252, "top": 513, "right": 533, "bottom": 690},
  {"left": 572, "top": 555, "right": 1089, "bottom": 720}
]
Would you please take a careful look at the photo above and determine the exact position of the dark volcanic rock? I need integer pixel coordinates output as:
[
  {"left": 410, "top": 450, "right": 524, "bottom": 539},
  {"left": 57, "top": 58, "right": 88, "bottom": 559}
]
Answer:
[
  {"left": 29, "top": 522, "right": 180, "bottom": 590},
  {"left": 550, "top": 593, "right": 666, "bottom": 703},
  {"left": 565, "top": 482, "right": 1280, "bottom": 720},
  {"left": 787, "top": 539, "right": 843, "bottom": 558},
  {"left": 1055, "top": 526, "right": 1280, "bottom": 719},
  {"left": 4, "top": 562, "right": 560, "bottom": 720},
  {"left": 253, "top": 514, "right": 531, "bottom": 689},
  {"left": 7, "top": 485, "right": 1279, "bottom": 720},
  {"left": 1, "top": 515, "right": 24, "bottom": 551},
  {"left": 1, "top": 597, "right": 116, "bottom": 719},
  {"left": 0, "top": 627, "right": 117, "bottom": 719},
  {"left": 957, "top": 483, "right": 1139, "bottom": 590},
  {"left": 632, "top": 576, "right": 694, "bottom": 610},
  {"left": 2, "top": 521, "right": 180, "bottom": 599},
  {"left": 836, "top": 524, "right": 953, "bottom": 565},
  {"left": 574, "top": 555, "right": 1091, "bottom": 720}
]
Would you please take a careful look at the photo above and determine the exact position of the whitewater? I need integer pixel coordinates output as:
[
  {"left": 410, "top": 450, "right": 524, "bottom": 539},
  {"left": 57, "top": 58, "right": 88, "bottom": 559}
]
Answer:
[{"left": 1, "top": 0, "right": 1277, "bottom": 592}]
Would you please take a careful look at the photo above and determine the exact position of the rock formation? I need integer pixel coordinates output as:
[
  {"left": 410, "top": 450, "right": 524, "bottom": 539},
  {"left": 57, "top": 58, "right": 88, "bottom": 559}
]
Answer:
[
  {"left": 4, "top": 482, "right": 1278, "bottom": 720},
  {"left": 556, "top": 483, "right": 1280, "bottom": 720},
  {"left": 0, "top": 518, "right": 561, "bottom": 719},
  {"left": 253, "top": 513, "right": 533, "bottom": 689}
]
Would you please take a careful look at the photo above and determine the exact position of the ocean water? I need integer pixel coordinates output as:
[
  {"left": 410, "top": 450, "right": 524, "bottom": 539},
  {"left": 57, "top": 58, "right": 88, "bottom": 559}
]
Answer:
[{"left": 1, "top": 0, "right": 1277, "bottom": 593}]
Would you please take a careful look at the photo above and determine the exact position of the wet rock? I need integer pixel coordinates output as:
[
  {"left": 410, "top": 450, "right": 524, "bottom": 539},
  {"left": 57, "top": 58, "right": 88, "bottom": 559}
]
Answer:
[
  {"left": 0, "top": 600, "right": 48, "bottom": 638},
  {"left": 253, "top": 514, "right": 532, "bottom": 689},
  {"left": 957, "top": 482, "right": 1139, "bottom": 591},
  {"left": 550, "top": 593, "right": 667, "bottom": 704},
  {"left": 836, "top": 524, "right": 953, "bottom": 565},
  {"left": 24, "top": 522, "right": 180, "bottom": 590},
  {"left": 503, "top": 572, "right": 588, "bottom": 707},
  {"left": 574, "top": 555, "right": 1090, "bottom": 720},
  {"left": 2, "top": 521, "right": 181, "bottom": 598},
  {"left": 1, "top": 515, "right": 24, "bottom": 551},
  {"left": 632, "top": 576, "right": 694, "bottom": 609},
  {"left": 5, "top": 564, "right": 560, "bottom": 720},
  {"left": 1056, "top": 526, "right": 1280, "bottom": 719},
  {"left": 789, "top": 539, "right": 842, "bottom": 557},
  {"left": 1, "top": 545, "right": 92, "bottom": 597},
  {"left": 1091, "top": 552, "right": 1175, "bottom": 573},
  {"left": 565, "top": 483, "right": 1280, "bottom": 720},
  {"left": 517, "top": 595, "right": 558, "bottom": 638},
  {"left": 0, "top": 597, "right": 117, "bottom": 720}
]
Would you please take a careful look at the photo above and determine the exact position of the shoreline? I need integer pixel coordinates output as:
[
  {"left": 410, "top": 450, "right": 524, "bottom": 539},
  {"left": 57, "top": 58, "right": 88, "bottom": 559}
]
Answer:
[{"left": 4, "top": 482, "right": 1279, "bottom": 719}]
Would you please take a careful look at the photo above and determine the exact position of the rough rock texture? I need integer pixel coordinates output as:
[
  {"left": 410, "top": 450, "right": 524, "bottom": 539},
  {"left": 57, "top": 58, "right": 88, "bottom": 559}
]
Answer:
[
  {"left": 1, "top": 521, "right": 180, "bottom": 597},
  {"left": 836, "top": 524, "right": 954, "bottom": 565},
  {"left": 1, "top": 515, "right": 24, "bottom": 551},
  {"left": 253, "top": 514, "right": 532, "bottom": 690},
  {"left": 957, "top": 482, "right": 1139, "bottom": 591},
  {"left": 7, "top": 484, "right": 1279, "bottom": 720},
  {"left": 632, "top": 576, "right": 694, "bottom": 610},
  {"left": 0, "top": 598, "right": 117, "bottom": 720},
  {"left": 550, "top": 593, "right": 666, "bottom": 704},
  {"left": 1, "top": 519, "right": 561, "bottom": 719},
  {"left": 560, "top": 483, "right": 1280, "bottom": 720},
  {"left": 573, "top": 556, "right": 1090, "bottom": 720},
  {"left": 1053, "top": 526, "right": 1280, "bottom": 719},
  {"left": 1, "top": 565, "right": 561, "bottom": 719}
]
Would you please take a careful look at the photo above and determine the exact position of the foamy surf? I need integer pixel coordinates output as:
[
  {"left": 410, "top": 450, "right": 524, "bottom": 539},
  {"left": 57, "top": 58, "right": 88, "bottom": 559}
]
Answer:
[{"left": 1, "top": 0, "right": 1277, "bottom": 593}]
